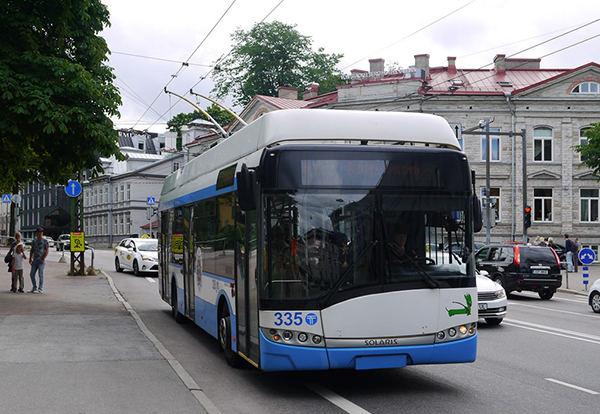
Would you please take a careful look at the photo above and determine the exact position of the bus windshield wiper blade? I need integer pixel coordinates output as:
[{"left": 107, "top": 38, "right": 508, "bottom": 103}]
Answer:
[
  {"left": 389, "top": 249, "right": 440, "bottom": 289},
  {"left": 320, "top": 240, "right": 377, "bottom": 305}
]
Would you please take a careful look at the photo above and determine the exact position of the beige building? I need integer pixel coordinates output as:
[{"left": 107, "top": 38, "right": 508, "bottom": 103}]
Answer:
[{"left": 185, "top": 54, "right": 600, "bottom": 258}]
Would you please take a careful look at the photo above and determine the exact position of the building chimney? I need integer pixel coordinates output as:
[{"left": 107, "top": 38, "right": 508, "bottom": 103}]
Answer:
[
  {"left": 278, "top": 85, "right": 298, "bottom": 100},
  {"left": 494, "top": 54, "right": 506, "bottom": 74},
  {"left": 302, "top": 83, "right": 319, "bottom": 100},
  {"left": 350, "top": 69, "right": 368, "bottom": 84},
  {"left": 414, "top": 54, "right": 430, "bottom": 79},
  {"left": 369, "top": 58, "right": 385, "bottom": 76},
  {"left": 448, "top": 56, "right": 457, "bottom": 75}
]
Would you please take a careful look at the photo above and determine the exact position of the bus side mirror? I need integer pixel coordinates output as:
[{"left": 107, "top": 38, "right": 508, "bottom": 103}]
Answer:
[
  {"left": 237, "top": 164, "right": 258, "bottom": 211},
  {"left": 473, "top": 196, "right": 483, "bottom": 233}
]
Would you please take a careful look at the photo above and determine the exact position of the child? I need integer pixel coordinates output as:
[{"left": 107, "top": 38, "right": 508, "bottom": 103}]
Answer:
[{"left": 11, "top": 242, "right": 26, "bottom": 293}]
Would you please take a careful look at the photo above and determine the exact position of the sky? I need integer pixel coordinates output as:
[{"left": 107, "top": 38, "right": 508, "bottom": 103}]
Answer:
[{"left": 100, "top": 0, "right": 600, "bottom": 133}]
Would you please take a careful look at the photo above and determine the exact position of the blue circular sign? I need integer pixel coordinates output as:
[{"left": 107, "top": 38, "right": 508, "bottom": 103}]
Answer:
[
  {"left": 65, "top": 180, "right": 82, "bottom": 197},
  {"left": 579, "top": 248, "right": 596, "bottom": 265},
  {"left": 305, "top": 313, "right": 318, "bottom": 325}
]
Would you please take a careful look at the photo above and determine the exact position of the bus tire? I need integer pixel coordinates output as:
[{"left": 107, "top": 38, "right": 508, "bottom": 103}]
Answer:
[
  {"left": 219, "top": 306, "right": 242, "bottom": 368},
  {"left": 171, "top": 281, "right": 185, "bottom": 324}
]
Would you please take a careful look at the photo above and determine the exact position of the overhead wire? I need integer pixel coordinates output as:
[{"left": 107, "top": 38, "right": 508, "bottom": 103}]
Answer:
[
  {"left": 340, "top": 0, "right": 478, "bottom": 71},
  {"left": 144, "top": 0, "right": 287, "bottom": 132},
  {"left": 131, "top": 0, "right": 239, "bottom": 129}
]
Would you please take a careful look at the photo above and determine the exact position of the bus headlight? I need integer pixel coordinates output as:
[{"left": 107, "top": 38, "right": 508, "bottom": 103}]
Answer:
[
  {"left": 298, "top": 332, "right": 308, "bottom": 342},
  {"left": 435, "top": 323, "right": 477, "bottom": 343},
  {"left": 282, "top": 331, "right": 293, "bottom": 341},
  {"left": 312, "top": 335, "right": 322, "bottom": 345}
]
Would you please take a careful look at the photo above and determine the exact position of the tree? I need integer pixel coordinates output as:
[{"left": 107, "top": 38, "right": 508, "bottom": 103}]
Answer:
[
  {"left": 167, "top": 104, "right": 236, "bottom": 150},
  {"left": 573, "top": 122, "right": 600, "bottom": 179},
  {"left": 0, "top": 0, "right": 123, "bottom": 193},
  {"left": 211, "top": 21, "right": 343, "bottom": 107}
]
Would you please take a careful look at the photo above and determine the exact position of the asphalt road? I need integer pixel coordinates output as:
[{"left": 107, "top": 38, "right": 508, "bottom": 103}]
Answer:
[{"left": 90, "top": 248, "right": 600, "bottom": 414}]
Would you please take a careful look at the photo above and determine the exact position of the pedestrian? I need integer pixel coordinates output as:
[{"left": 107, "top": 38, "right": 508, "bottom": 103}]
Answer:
[
  {"left": 29, "top": 227, "right": 49, "bottom": 293},
  {"left": 11, "top": 242, "right": 26, "bottom": 293},
  {"left": 572, "top": 237, "right": 579, "bottom": 273},
  {"left": 533, "top": 236, "right": 541, "bottom": 245},
  {"left": 564, "top": 234, "right": 574, "bottom": 272},
  {"left": 6, "top": 232, "right": 22, "bottom": 291}
]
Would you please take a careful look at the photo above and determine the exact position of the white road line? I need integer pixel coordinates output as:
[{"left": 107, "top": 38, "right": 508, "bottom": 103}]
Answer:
[
  {"left": 508, "top": 302, "right": 598, "bottom": 319},
  {"left": 545, "top": 378, "right": 599, "bottom": 395},
  {"left": 503, "top": 319, "right": 600, "bottom": 345},
  {"left": 146, "top": 277, "right": 156, "bottom": 283},
  {"left": 305, "top": 383, "right": 372, "bottom": 414}
]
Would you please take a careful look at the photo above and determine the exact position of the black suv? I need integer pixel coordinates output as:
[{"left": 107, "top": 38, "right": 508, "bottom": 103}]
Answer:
[{"left": 475, "top": 244, "right": 562, "bottom": 300}]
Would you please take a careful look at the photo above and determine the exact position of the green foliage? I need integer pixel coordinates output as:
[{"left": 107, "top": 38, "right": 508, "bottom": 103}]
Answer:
[
  {"left": 211, "top": 21, "right": 343, "bottom": 107},
  {"left": 0, "top": 0, "right": 123, "bottom": 192},
  {"left": 573, "top": 122, "right": 600, "bottom": 179}
]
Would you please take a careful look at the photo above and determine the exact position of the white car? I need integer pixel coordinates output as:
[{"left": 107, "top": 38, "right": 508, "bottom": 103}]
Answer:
[
  {"left": 476, "top": 272, "right": 507, "bottom": 325},
  {"left": 115, "top": 238, "right": 158, "bottom": 276},
  {"left": 588, "top": 278, "right": 600, "bottom": 313},
  {"left": 43, "top": 236, "right": 55, "bottom": 247}
]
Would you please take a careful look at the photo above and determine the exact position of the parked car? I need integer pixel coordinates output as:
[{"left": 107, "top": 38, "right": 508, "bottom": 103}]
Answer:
[
  {"left": 114, "top": 238, "right": 158, "bottom": 276},
  {"left": 475, "top": 244, "right": 562, "bottom": 300},
  {"left": 56, "top": 234, "right": 70, "bottom": 251},
  {"left": 476, "top": 271, "right": 507, "bottom": 325},
  {"left": 589, "top": 278, "right": 600, "bottom": 313},
  {"left": 43, "top": 236, "right": 55, "bottom": 248}
]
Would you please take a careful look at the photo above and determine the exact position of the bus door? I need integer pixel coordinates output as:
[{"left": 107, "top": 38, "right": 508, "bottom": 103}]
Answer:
[
  {"left": 159, "top": 211, "right": 170, "bottom": 299},
  {"left": 235, "top": 207, "right": 260, "bottom": 364},
  {"left": 183, "top": 206, "right": 195, "bottom": 321}
]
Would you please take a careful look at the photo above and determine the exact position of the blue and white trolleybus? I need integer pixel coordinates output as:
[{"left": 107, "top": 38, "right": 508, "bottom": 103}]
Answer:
[{"left": 158, "top": 109, "right": 482, "bottom": 371}]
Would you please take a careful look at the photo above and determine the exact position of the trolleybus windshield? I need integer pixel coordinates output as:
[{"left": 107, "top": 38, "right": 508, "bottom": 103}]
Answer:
[{"left": 261, "top": 148, "right": 475, "bottom": 310}]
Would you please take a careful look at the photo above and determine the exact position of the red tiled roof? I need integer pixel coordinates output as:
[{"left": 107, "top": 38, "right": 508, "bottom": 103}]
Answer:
[{"left": 253, "top": 95, "right": 311, "bottom": 110}]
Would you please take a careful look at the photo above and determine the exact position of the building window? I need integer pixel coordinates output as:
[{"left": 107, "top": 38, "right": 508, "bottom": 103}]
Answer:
[
  {"left": 534, "top": 127, "right": 552, "bottom": 161},
  {"left": 580, "top": 127, "right": 591, "bottom": 162},
  {"left": 580, "top": 189, "right": 599, "bottom": 222},
  {"left": 571, "top": 82, "right": 599, "bottom": 94},
  {"left": 126, "top": 183, "right": 131, "bottom": 200},
  {"left": 534, "top": 188, "right": 553, "bottom": 222},
  {"left": 104, "top": 185, "right": 109, "bottom": 203},
  {"left": 114, "top": 186, "right": 119, "bottom": 203},
  {"left": 173, "top": 162, "right": 180, "bottom": 172},
  {"left": 481, "top": 187, "right": 500, "bottom": 222},
  {"left": 481, "top": 128, "right": 500, "bottom": 161}
]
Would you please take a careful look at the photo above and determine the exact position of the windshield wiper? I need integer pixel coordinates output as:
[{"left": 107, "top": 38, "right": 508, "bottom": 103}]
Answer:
[
  {"left": 320, "top": 240, "right": 377, "bottom": 305},
  {"left": 388, "top": 247, "right": 441, "bottom": 289}
]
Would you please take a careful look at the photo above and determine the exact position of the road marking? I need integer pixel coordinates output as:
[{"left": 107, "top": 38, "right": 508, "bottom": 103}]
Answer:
[
  {"left": 545, "top": 378, "right": 599, "bottom": 395},
  {"left": 146, "top": 277, "right": 156, "bottom": 283},
  {"left": 104, "top": 271, "right": 222, "bottom": 414},
  {"left": 305, "top": 383, "right": 372, "bottom": 414},
  {"left": 508, "top": 302, "right": 598, "bottom": 319},
  {"left": 504, "top": 319, "right": 600, "bottom": 345}
]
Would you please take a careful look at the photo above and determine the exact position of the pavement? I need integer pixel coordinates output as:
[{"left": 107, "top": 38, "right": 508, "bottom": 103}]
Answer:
[
  {"left": 0, "top": 248, "right": 209, "bottom": 414},
  {"left": 0, "top": 248, "right": 597, "bottom": 413}
]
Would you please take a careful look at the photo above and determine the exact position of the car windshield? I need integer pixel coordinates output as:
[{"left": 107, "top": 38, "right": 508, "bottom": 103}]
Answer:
[{"left": 137, "top": 241, "right": 158, "bottom": 251}]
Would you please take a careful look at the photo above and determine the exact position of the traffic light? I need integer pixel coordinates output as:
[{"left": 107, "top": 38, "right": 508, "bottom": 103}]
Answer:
[{"left": 524, "top": 205, "right": 532, "bottom": 228}]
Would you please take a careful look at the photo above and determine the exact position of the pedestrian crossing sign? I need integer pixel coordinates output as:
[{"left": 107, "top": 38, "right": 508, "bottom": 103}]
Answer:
[{"left": 2, "top": 194, "right": 11, "bottom": 203}]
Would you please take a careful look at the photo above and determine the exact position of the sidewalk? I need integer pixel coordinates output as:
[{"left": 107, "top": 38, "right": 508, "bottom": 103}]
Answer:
[
  {"left": 0, "top": 249, "right": 206, "bottom": 414},
  {"left": 559, "top": 264, "right": 600, "bottom": 296}
]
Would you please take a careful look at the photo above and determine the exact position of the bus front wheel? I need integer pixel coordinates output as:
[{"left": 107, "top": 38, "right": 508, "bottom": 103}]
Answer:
[
  {"left": 171, "top": 281, "right": 185, "bottom": 324},
  {"left": 219, "top": 307, "right": 242, "bottom": 368}
]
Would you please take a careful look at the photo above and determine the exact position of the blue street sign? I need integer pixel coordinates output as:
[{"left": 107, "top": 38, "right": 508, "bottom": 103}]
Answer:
[
  {"left": 65, "top": 180, "right": 82, "bottom": 198},
  {"left": 2, "top": 194, "right": 11, "bottom": 203},
  {"left": 579, "top": 248, "right": 596, "bottom": 266},
  {"left": 147, "top": 197, "right": 156, "bottom": 206}
]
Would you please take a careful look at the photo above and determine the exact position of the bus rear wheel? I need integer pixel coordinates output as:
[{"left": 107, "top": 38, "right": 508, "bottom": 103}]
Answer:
[{"left": 219, "top": 307, "right": 242, "bottom": 368}]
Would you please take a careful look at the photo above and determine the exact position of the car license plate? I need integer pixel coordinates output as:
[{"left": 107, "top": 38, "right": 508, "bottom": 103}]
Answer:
[
  {"left": 533, "top": 269, "right": 548, "bottom": 274},
  {"left": 478, "top": 303, "right": 488, "bottom": 310}
]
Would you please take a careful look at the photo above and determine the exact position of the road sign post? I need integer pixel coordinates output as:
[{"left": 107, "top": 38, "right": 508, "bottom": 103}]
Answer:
[
  {"left": 65, "top": 180, "right": 84, "bottom": 275},
  {"left": 579, "top": 248, "right": 596, "bottom": 291}
]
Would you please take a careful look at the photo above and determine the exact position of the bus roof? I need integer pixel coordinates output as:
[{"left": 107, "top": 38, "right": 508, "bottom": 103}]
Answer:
[{"left": 160, "top": 109, "right": 461, "bottom": 207}]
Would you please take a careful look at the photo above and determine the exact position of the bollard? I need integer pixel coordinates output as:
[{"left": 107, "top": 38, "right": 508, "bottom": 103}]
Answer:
[{"left": 583, "top": 266, "right": 589, "bottom": 291}]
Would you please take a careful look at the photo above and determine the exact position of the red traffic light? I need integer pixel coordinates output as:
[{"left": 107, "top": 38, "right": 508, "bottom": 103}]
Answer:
[{"left": 525, "top": 206, "right": 531, "bottom": 213}]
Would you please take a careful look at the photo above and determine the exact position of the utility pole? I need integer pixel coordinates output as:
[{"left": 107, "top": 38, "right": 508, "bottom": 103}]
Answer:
[{"left": 461, "top": 125, "right": 527, "bottom": 245}]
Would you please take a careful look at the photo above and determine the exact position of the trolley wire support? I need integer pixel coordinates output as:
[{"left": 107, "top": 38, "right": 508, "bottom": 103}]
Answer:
[{"left": 163, "top": 88, "right": 228, "bottom": 138}]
